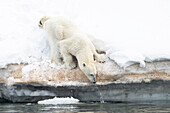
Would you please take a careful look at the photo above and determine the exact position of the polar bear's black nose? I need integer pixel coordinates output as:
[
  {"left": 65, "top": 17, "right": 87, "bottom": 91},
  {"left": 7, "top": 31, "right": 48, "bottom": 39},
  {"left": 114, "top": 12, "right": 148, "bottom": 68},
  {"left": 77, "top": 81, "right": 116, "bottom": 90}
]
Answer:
[
  {"left": 90, "top": 74, "right": 94, "bottom": 77},
  {"left": 90, "top": 74, "right": 96, "bottom": 84},
  {"left": 92, "top": 81, "right": 96, "bottom": 84}
]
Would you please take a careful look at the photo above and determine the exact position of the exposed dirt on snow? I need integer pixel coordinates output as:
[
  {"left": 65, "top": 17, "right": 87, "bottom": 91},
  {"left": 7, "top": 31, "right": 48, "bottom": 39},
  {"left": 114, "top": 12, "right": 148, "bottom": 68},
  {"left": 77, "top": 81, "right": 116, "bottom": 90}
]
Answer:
[{"left": 1, "top": 60, "right": 170, "bottom": 86}]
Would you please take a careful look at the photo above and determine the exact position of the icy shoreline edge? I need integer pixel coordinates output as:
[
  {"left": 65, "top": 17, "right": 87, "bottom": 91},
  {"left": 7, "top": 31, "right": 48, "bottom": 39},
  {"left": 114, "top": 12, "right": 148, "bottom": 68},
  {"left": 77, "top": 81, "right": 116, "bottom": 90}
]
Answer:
[
  {"left": 0, "top": 60, "right": 170, "bottom": 103},
  {"left": 0, "top": 80, "right": 169, "bottom": 103}
]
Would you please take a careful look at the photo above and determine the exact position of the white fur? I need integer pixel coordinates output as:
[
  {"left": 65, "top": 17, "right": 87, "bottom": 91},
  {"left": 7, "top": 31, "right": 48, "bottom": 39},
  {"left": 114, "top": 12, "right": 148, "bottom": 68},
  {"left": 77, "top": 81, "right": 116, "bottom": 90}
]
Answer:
[{"left": 42, "top": 16, "right": 104, "bottom": 83}]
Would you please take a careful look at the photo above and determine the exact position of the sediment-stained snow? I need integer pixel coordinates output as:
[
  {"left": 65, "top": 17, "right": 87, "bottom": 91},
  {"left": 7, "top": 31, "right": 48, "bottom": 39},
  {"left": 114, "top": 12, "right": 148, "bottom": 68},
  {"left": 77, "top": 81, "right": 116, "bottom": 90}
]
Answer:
[
  {"left": 0, "top": 0, "right": 170, "bottom": 69},
  {"left": 38, "top": 97, "right": 79, "bottom": 105}
]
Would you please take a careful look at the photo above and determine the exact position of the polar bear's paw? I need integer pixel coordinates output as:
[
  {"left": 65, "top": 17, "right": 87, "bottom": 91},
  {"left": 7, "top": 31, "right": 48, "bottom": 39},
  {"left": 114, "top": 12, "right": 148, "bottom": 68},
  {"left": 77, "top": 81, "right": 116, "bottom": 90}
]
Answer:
[
  {"left": 95, "top": 55, "right": 105, "bottom": 63},
  {"left": 67, "top": 61, "right": 77, "bottom": 69},
  {"left": 98, "top": 58, "right": 105, "bottom": 63}
]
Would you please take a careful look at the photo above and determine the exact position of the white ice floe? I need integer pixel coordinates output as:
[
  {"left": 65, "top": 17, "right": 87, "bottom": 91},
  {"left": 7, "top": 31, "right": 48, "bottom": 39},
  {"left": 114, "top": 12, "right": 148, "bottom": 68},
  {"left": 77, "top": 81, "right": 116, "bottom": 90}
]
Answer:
[
  {"left": 38, "top": 97, "right": 79, "bottom": 105},
  {"left": 0, "top": 0, "right": 170, "bottom": 70}
]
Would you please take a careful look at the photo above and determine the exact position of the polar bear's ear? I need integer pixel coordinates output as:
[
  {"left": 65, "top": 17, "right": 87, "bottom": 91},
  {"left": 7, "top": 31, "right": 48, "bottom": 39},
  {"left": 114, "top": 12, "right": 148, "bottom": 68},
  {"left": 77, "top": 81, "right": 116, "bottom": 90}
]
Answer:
[
  {"left": 43, "top": 16, "right": 48, "bottom": 19},
  {"left": 43, "top": 16, "right": 50, "bottom": 20}
]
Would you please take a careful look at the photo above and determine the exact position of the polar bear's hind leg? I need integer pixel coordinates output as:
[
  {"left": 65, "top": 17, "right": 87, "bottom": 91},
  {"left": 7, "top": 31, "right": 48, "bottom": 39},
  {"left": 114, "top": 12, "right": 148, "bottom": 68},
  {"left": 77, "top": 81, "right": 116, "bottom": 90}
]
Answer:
[{"left": 50, "top": 41, "right": 64, "bottom": 65}]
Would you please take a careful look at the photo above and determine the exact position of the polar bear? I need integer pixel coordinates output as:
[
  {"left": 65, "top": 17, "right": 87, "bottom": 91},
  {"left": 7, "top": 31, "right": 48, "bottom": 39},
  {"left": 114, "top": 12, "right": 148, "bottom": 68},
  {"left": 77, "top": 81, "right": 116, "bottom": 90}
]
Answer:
[{"left": 39, "top": 16, "right": 105, "bottom": 83}]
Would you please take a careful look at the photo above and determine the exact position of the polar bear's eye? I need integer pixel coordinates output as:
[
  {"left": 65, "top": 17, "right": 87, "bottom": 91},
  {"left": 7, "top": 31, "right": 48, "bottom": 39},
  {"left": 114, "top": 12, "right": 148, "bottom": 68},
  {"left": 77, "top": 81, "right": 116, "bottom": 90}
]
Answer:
[
  {"left": 39, "top": 21, "right": 42, "bottom": 25},
  {"left": 83, "top": 63, "right": 86, "bottom": 67}
]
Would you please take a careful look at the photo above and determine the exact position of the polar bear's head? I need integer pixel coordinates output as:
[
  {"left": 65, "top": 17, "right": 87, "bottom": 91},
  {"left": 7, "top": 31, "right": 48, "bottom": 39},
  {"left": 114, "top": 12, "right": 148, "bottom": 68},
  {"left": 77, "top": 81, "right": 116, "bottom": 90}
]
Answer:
[
  {"left": 38, "top": 16, "right": 50, "bottom": 28},
  {"left": 79, "top": 60, "right": 97, "bottom": 83}
]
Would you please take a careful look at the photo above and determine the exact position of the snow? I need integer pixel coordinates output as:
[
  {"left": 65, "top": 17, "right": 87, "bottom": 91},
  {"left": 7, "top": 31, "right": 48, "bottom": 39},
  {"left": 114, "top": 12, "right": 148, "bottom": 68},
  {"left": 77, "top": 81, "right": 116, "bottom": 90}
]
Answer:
[
  {"left": 0, "top": 0, "right": 170, "bottom": 69},
  {"left": 38, "top": 97, "right": 79, "bottom": 105}
]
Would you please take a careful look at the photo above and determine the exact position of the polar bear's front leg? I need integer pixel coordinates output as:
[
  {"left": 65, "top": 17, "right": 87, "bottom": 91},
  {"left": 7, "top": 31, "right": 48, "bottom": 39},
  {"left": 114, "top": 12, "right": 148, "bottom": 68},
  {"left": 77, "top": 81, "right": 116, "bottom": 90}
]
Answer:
[
  {"left": 59, "top": 41, "right": 77, "bottom": 69},
  {"left": 93, "top": 50, "right": 105, "bottom": 63}
]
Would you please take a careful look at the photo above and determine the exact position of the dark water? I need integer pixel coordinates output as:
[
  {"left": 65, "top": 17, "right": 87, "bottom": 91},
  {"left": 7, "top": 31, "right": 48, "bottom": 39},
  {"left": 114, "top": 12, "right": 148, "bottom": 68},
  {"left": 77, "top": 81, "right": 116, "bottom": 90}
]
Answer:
[{"left": 0, "top": 102, "right": 170, "bottom": 113}]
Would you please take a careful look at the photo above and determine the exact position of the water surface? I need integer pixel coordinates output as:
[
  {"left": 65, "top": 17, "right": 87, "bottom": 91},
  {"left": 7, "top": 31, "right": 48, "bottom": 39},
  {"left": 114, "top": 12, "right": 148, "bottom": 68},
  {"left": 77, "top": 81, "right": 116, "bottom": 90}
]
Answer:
[{"left": 0, "top": 101, "right": 170, "bottom": 113}]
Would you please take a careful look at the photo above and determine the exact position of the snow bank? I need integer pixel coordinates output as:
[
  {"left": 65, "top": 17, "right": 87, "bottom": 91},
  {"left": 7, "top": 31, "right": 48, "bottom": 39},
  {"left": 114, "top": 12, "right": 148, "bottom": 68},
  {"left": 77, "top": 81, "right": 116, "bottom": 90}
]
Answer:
[
  {"left": 0, "top": 0, "right": 170, "bottom": 69},
  {"left": 38, "top": 97, "right": 79, "bottom": 105}
]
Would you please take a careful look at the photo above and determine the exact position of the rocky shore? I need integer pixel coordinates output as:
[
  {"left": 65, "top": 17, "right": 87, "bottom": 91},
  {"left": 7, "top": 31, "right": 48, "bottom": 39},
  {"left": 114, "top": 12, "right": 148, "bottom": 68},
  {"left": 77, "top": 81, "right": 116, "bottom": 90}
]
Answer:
[{"left": 0, "top": 60, "right": 170, "bottom": 103}]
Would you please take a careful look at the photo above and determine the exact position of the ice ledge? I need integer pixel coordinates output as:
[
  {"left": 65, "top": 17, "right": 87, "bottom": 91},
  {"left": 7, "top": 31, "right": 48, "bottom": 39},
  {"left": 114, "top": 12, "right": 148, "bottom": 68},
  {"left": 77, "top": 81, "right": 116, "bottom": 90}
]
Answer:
[
  {"left": 0, "top": 60, "right": 170, "bottom": 103},
  {"left": 0, "top": 80, "right": 169, "bottom": 103}
]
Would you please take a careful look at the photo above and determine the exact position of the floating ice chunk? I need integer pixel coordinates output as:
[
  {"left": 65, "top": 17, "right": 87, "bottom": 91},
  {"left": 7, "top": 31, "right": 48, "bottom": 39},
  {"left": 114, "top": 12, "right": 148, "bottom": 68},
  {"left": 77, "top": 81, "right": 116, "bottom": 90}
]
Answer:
[{"left": 38, "top": 97, "right": 79, "bottom": 105}]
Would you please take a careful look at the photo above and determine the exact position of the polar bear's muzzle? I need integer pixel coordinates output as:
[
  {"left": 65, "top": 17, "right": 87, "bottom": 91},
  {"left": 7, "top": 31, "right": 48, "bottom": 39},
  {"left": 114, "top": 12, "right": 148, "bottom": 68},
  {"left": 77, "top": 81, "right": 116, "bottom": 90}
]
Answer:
[{"left": 90, "top": 74, "right": 96, "bottom": 84}]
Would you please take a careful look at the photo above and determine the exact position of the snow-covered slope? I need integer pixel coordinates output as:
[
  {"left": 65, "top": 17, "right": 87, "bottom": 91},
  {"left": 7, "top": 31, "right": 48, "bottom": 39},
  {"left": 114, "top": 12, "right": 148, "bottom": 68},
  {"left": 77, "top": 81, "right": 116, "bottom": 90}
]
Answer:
[{"left": 0, "top": 0, "right": 170, "bottom": 69}]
